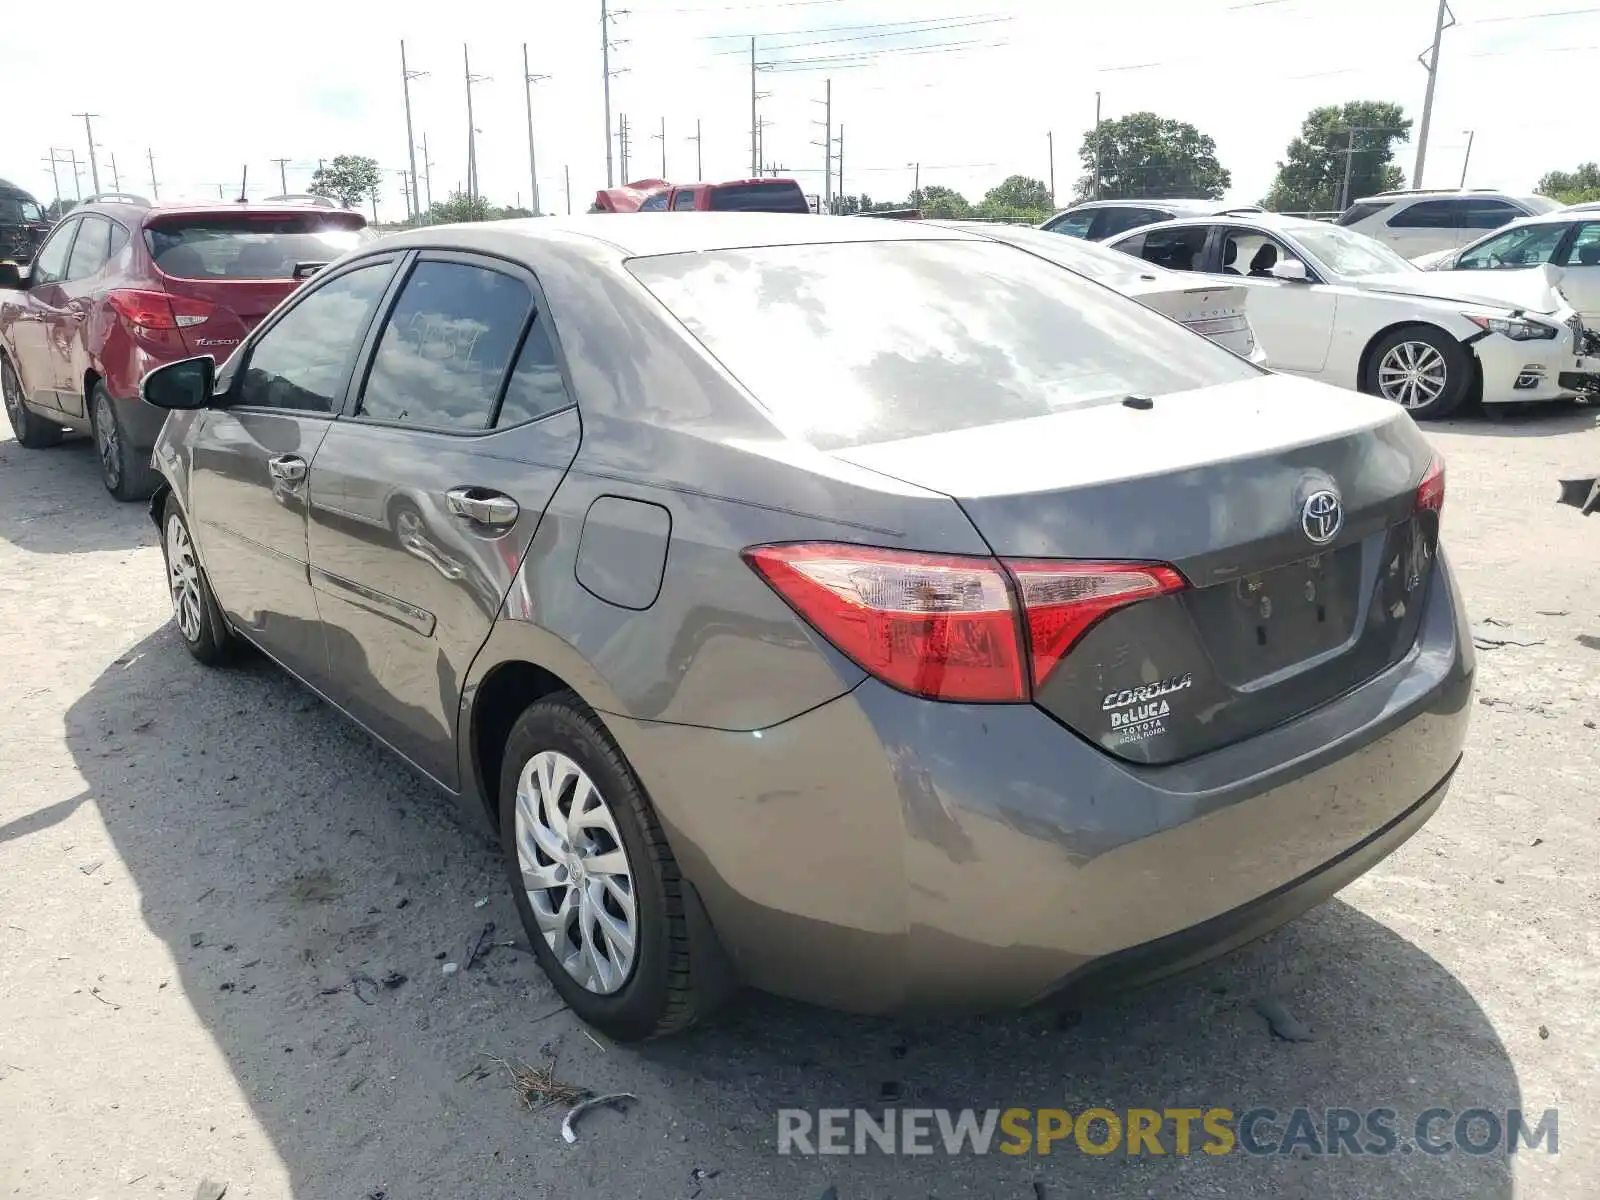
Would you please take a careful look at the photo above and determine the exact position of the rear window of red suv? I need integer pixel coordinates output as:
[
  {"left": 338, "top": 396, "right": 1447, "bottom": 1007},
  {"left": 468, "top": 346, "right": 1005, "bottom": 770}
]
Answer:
[{"left": 144, "top": 213, "right": 368, "bottom": 280}]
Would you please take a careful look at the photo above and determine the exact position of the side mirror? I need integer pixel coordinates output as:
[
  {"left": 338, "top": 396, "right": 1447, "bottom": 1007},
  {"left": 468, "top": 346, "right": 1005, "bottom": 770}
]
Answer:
[
  {"left": 141, "top": 356, "right": 216, "bottom": 410},
  {"left": 1269, "top": 259, "right": 1310, "bottom": 283},
  {"left": 0, "top": 261, "right": 24, "bottom": 290}
]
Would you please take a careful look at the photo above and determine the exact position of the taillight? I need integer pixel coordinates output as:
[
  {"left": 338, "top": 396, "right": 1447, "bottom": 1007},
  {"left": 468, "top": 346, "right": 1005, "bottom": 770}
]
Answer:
[
  {"left": 743, "top": 543, "right": 1187, "bottom": 702},
  {"left": 1415, "top": 456, "right": 1445, "bottom": 516},
  {"left": 106, "top": 289, "right": 213, "bottom": 330},
  {"left": 1008, "top": 561, "right": 1188, "bottom": 688}
]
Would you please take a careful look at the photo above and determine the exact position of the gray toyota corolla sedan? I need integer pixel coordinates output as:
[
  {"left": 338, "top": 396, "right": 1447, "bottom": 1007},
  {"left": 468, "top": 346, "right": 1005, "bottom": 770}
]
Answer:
[{"left": 139, "top": 213, "right": 1474, "bottom": 1041}]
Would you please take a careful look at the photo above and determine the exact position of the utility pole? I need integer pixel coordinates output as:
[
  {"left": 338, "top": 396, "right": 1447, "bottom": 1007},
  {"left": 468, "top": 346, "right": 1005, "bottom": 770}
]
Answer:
[
  {"left": 395, "top": 169, "right": 412, "bottom": 218},
  {"left": 750, "top": 37, "right": 758, "bottom": 176},
  {"left": 420, "top": 133, "right": 435, "bottom": 214},
  {"left": 271, "top": 157, "right": 291, "bottom": 195},
  {"left": 908, "top": 161, "right": 920, "bottom": 206},
  {"left": 147, "top": 149, "right": 159, "bottom": 200},
  {"left": 107, "top": 151, "right": 120, "bottom": 191},
  {"left": 599, "top": 0, "right": 629, "bottom": 188},
  {"left": 836, "top": 124, "right": 844, "bottom": 211},
  {"left": 1412, "top": 0, "right": 1455, "bottom": 188},
  {"left": 401, "top": 41, "right": 427, "bottom": 223},
  {"left": 74, "top": 113, "right": 103, "bottom": 196},
  {"left": 565, "top": 164, "right": 572, "bottom": 214},
  {"left": 1092, "top": 91, "right": 1103, "bottom": 200},
  {"left": 652, "top": 116, "right": 667, "bottom": 178},
  {"left": 618, "top": 113, "right": 631, "bottom": 184},
  {"left": 523, "top": 45, "right": 550, "bottom": 215},
  {"left": 41, "top": 152, "right": 62, "bottom": 206},
  {"left": 370, "top": 187, "right": 379, "bottom": 221},
  {"left": 687, "top": 118, "right": 703, "bottom": 180},
  {"left": 464, "top": 45, "right": 491, "bottom": 201},
  {"left": 67, "top": 149, "right": 83, "bottom": 200},
  {"left": 810, "top": 79, "right": 832, "bottom": 210},
  {"left": 1047, "top": 131, "right": 1055, "bottom": 206},
  {"left": 1459, "top": 129, "right": 1475, "bottom": 188}
]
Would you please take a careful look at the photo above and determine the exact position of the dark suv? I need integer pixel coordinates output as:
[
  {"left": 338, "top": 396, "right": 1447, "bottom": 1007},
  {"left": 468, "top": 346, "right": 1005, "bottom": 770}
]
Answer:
[
  {"left": 0, "top": 178, "right": 52, "bottom": 265},
  {"left": 0, "top": 195, "right": 368, "bottom": 499}
]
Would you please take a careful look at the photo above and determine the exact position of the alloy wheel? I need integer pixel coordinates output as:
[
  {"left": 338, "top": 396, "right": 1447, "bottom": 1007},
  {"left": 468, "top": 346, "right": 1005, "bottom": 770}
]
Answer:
[
  {"left": 514, "top": 750, "right": 638, "bottom": 995},
  {"left": 94, "top": 393, "right": 121, "bottom": 488},
  {"left": 1377, "top": 341, "right": 1448, "bottom": 410},
  {"left": 165, "top": 515, "right": 204, "bottom": 644},
  {"left": 1, "top": 360, "right": 22, "bottom": 430}
]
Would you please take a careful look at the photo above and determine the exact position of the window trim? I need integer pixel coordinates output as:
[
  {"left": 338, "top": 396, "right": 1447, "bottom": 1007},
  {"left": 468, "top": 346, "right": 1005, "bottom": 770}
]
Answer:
[
  {"left": 225, "top": 252, "right": 403, "bottom": 419},
  {"left": 29, "top": 216, "right": 83, "bottom": 285},
  {"left": 340, "top": 248, "right": 579, "bottom": 438}
]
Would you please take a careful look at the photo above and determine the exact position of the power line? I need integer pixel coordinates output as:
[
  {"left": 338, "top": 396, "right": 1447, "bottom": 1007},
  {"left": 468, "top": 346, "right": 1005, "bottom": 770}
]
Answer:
[
  {"left": 713, "top": 15, "right": 1011, "bottom": 54},
  {"left": 704, "top": 12, "right": 1010, "bottom": 42},
  {"left": 759, "top": 38, "right": 1011, "bottom": 70},
  {"left": 1465, "top": 5, "right": 1600, "bottom": 23}
]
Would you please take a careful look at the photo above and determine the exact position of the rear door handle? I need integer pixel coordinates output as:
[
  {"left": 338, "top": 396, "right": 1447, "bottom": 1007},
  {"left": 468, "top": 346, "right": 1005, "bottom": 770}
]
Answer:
[
  {"left": 446, "top": 486, "right": 519, "bottom": 528},
  {"left": 268, "top": 454, "right": 308, "bottom": 484}
]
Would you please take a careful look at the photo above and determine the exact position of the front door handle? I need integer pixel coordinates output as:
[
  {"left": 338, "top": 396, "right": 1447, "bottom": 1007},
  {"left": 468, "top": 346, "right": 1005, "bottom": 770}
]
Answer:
[
  {"left": 268, "top": 454, "right": 308, "bottom": 484},
  {"left": 446, "top": 486, "right": 519, "bottom": 528}
]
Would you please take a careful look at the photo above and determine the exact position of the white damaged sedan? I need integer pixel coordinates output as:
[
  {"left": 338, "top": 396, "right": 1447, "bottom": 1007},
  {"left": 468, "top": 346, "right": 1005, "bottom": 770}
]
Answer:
[{"left": 1105, "top": 212, "right": 1589, "bottom": 419}]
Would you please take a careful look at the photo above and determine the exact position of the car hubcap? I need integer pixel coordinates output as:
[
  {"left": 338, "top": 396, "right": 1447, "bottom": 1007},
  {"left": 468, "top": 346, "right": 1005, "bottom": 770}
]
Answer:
[
  {"left": 166, "top": 515, "right": 204, "bottom": 643},
  {"left": 514, "top": 750, "right": 637, "bottom": 995},
  {"left": 1378, "top": 341, "right": 1448, "bottom": 410},
  {"left": 2, "top": 362, "right": 22, "bottom": 428},
  {"left": 94, "top": 395, "right": 120, "bottom": 486}
]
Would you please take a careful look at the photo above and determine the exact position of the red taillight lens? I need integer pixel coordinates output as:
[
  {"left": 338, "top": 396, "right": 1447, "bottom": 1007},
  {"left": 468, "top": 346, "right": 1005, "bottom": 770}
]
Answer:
[
  {"left": 743, "top": 543, "right": 1187, "bottom": 702},
  {"left": 106, "top": 289, "right": 212, "bottom": 330},
  {"left": 1415, "top": 456, "right": 1445, "bottom": 517},
  {"left": 1007, "top": 561, "right": 1188, "bottom": 689}
]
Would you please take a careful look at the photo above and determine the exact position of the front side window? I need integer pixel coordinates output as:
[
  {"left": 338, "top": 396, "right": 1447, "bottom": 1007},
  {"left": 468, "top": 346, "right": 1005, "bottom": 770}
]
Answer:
[
  {"left": 65, "top": 216, "right": 112, "bottom": 280},
  {"left": 30, "top": 219, "right": 78, "bottom": 284},
  {"left": 1387, "top": 200, "right": 1458, "bottom": 229},
  {"left": 1459, "top": 223, "right": 1569, "bottom": 270},
  {"left": 1560, "top": 222, "right": 1600, "bottom": 266},
  {"left": 1042, "top": 210, "right": 1094, "bottom": 238},
  {"left": 627, "top": 239, "right": 1260, "bottom": 451},
  {"left": 358, "top": 261, "right": 532, "bottom": 430},
  {"left": 236, "top": 261, "right": 393, "bottom": 413}
]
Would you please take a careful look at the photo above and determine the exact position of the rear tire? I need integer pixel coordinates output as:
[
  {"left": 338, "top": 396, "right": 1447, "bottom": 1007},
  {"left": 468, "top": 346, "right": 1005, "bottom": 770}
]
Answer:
[
  {"left": 1362, "top": 325, "right": 1470, "bottom": 420},
  {"left": 92, "top": 384, "right": 160, "bottom": 501},
  {"left": 161, "top": 497, "right": 238, "bottom": 666},
  {"left": 498, "top": 692, "right": 713, "bottom": 1041},
  {"left": 1, "top": 355, "right": 64, "bottom": 448}
]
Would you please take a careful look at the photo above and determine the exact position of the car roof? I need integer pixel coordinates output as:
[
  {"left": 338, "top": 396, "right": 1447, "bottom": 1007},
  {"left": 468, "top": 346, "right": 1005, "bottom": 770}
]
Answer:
[
  {"left": 64, "top": 198, "right": 368, "bottom": 225},
  {"left": 376, "top": 212, "right": 981, "bottom": 260}
]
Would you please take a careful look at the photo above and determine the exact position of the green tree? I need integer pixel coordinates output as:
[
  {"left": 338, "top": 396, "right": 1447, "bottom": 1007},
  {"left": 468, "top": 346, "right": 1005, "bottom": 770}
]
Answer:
[
  {"left": 983, "top": 175, "right": 1053, "bottom": 211},
  {"left": 1262, "top": 102, "right": 1410, "bottom": 214},
  {"left": 916, "top": 185, "right": 971, "bottom": 219},
  {"left": 309, "top": 155, "right": 382, "bottom": 209},
  {"left": 1075, "top": 113, "right": 1231, "bottom": 202},
  {"left": 1535, "top": 163, "right": 1600, "bottom": 205},
  {"left": 425, "top": 191, "right": 494, "bottom": 224}
]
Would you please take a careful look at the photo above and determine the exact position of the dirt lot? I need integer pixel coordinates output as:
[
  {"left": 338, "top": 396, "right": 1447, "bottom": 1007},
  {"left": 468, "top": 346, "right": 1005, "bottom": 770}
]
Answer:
[{"left": 1, "top": 406, "right": 1597, "bottom": 1200}]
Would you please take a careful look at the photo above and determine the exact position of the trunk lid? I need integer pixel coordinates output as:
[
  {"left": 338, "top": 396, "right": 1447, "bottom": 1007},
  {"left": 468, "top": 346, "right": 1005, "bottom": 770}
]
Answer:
[
  {"left": 143, "top": 209, "right": 367, "bottom": 355},
  {"left": 835, "top": 374, "right": 1443, "bottom": 764}
]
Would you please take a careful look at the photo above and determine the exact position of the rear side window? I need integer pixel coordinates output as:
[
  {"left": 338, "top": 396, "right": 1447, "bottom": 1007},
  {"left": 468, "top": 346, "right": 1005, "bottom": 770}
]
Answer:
[
  {"left": 1125, "top": 226, "right": 1207, "bottom": 271},
  {"left": 145, "top": 214, "right": 367, "bottom": 280},
  {"left": 1336, "top": 201, "right": 1390, "bottom": 226},
  {"left": 358, "top": 261, "right": 533, "bottom": 430},
  {"left": 672, "top": 190, "right": 698, "bottom": 211},
  {"left": 1091, "top": 207, "right": 1169, "bottom": 240},
  {"left": 1387, "top": 200, "right": 1458, "bottom": 229},
  {"left": 1042, "top": 210, "right": 1094, "bottom": 238},
  {"left": 496, "top": 316, "right": 574, "bottom": 426},
  {"left": 65, "top": 216, "right": 112, "bottom": 279},
  {"left": 627, "top": 240, "right": 1259, "bottom": 451},
  {"left": 1459, "top": 198, "right": 1524, "bottom": 230},
  {"left": 707, "top": 182, "right": 810, "bottom": 213}
]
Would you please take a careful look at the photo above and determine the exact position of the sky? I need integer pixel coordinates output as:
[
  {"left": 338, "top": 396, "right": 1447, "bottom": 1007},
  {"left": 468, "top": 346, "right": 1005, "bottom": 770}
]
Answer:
[{"left": 1, "top": 0, "right": 1595, "bottom": 222}]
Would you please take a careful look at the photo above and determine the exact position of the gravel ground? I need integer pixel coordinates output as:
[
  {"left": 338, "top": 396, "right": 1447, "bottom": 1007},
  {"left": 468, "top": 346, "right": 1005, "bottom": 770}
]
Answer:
[{"left": 1, "top": 405, "right": 1597, "bottom": 1200}]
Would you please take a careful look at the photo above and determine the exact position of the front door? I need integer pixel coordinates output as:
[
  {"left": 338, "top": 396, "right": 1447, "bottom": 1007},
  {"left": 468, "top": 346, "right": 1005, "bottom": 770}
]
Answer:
[
  {"left": 306, "top": 253, "right": 581, "bottom": 786},
  {"left": 7, "top": 217, "right": 80, "bottom": 412},
  {"left": 187, "top": 256, "right": 398, "bottom": 683},
  {"left": 1210, "top": 227, "right": 1339, "bottom": 374}
]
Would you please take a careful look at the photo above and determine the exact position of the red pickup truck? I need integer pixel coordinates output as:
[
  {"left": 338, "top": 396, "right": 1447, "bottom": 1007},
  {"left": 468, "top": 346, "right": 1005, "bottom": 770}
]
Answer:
[{"left": 591, "top": 177, "right": 809, "bottom": 214}]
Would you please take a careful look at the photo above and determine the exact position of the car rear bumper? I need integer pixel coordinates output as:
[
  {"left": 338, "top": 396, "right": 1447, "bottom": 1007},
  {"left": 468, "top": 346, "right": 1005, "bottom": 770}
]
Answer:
[{"left": 604, "top": 552, "right": 1474, "bottom": 1014}]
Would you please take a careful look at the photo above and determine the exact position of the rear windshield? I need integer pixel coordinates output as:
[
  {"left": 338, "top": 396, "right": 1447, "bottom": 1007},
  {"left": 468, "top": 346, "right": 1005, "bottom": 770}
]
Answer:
[
  {"left": 707, "top": 182, "right": 810, "bottom": 214},
  {"left": 627, "top": 239, "right": 1261, "bottom": 450},
  {"left": 1336, "top": 201, "right": 1390, "bottom": 226},
  {"left": 144, "top": 214, "right": 367, "bottom": 280}
]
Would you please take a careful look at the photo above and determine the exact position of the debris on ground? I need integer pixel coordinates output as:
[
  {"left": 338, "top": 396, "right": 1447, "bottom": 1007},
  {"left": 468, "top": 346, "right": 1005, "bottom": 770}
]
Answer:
[
  {"left": 381, "top": 970, "right": 407, "bottom": 989},
  {"left": 457, "top": 1062, "right": 493, "bottom": 1084},
  {"left": 441, "top": 962, "right": 459, "bottom": 977},
  {"left": 689, "top": 1166, "right": 721, "bottom": 1198},
  {"left": 1255, "top": 997, "right": 1315, "bottom": 1042},
  {"left": 474, "top": 897, "right": 490, "bottom": 909},
  {"left": 465, "top": 922, "right": 496, "bottom": 970},
  {"left": 492, "top": 1054, "right": 590, "bottom": 1112},
  {"left": 192, "top": 1180, "right": 228, "bottom": 1200},
  {"left": 1539, "top": 1025, "right": 1551, "bottom": 1040},
  {"left": 350, "top": 973, "right": 379, "bottom": 1004},
  {"left": 78, "top": 860, "right": 102, "bottom": 876},
  {"left": 561, "top": 1092, "right": 638, "bottom": 1143},
  {"left": 88, "top": 986, "right": 120, "bottom": 1010},
  {"left": 189, "top": 932, "right": 204, "bottom": 948},
  {"left": 1471, "top": 622, "right": 1546, "bottom": 649}
]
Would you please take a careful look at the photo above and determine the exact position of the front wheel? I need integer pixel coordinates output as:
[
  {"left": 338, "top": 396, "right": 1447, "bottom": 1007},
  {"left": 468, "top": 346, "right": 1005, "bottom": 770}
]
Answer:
[
  {"left": 498, "top": 693, "right": 717, "bottom": 1040},
  {"left": 2, "top": 355, "right": 63, "bottom": 448},
  {"left": 1362, "top": 326, "right": 1471, "bottom": 420}
]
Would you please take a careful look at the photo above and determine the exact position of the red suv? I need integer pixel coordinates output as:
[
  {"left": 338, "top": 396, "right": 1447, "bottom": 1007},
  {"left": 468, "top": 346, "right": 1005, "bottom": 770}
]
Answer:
[{"left": 0, "top": 196, "right": 368, "bottom": 499}]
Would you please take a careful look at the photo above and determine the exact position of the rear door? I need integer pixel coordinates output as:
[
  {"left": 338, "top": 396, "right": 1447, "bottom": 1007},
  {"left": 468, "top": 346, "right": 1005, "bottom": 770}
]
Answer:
[
  {"left": 1206, "top": 225, "right": 1338, "bottom": 374},
  {"left": 305, "top": 252, "right": 581, "bottom": 786},
  {"left": 143, "top": 210, "right": 368, "bottom": 361},
  {"left": 1556, "top": 221, "right": 1600, "bottom": 329},
  {"left": 187, "top": 256, "right": 398, "bottom": 684},
  {"left": 8, "top": 217, "right": 80, "bottom": 412},
  {"left": 54, "top": 214, "right": 130, "bottom": 417}
]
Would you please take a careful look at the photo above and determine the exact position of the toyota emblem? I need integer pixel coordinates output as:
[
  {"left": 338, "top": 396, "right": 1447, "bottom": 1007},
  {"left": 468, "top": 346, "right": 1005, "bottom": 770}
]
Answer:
[{"left": 1301, "top": 489, "right": 1343, "bottom": 545}]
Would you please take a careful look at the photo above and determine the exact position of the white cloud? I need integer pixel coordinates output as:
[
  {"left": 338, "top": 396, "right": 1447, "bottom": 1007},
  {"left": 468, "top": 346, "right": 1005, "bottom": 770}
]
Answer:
[{"left": 1, "top": 0, "right": 1593, "bottom": 218}]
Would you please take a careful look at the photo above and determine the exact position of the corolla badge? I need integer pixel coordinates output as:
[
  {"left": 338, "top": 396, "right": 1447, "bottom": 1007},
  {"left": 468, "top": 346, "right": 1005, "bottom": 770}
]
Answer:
[{"left": 1301, "top": 489, "right": 1343, "bottom": 545}]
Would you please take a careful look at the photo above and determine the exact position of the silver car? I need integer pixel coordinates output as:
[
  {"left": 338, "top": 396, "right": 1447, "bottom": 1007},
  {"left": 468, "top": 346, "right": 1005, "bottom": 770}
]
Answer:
[{"left": 139, "top": 214, "right": 1474, "bottom": 1040}]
